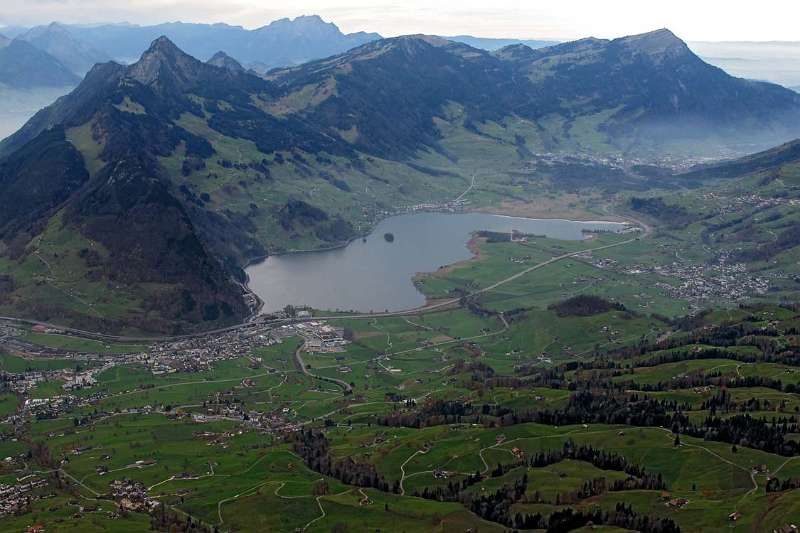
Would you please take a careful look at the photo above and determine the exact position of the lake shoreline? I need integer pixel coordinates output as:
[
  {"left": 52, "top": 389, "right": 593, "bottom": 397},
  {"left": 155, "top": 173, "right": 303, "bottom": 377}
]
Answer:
[
  {"left": 245, "top": 211, "right": 626, "bottom": 315},
  {"left": 249, "top": 210, "right": 626, "bottom": 263}
]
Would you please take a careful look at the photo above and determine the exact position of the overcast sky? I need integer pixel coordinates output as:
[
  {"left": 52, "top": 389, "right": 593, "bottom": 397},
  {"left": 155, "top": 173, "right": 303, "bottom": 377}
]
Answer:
[{"left": 1, "top": 0, "right": 798, "bottom": 42}]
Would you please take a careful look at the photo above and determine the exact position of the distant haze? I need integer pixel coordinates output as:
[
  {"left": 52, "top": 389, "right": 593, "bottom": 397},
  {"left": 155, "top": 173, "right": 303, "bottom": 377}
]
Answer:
[{"left": 691, "top": 41, "right": 800, "bottom": 89}]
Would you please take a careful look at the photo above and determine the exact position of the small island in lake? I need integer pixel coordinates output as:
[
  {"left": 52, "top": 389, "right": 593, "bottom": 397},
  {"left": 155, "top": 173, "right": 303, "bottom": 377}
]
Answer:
[{"left": 384, "top": 232, "right": 395, "bottom": 242}]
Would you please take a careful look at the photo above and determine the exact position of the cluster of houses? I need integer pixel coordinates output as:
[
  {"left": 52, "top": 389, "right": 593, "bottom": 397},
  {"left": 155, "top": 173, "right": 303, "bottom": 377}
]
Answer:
[
  {"left": 652, "top": 255, "right": 769, "bottom": 303},
  {"left": 1, "top": 364, "right": 107, "bottom": 400},
  {"left": 23, "top": 396, "right": 79, "bottom": 419},
  {"left": 577, "top": 246, "right": 769, "bottom": 306},
  {"left": 698, "top": 191, "right": 796, "bottom": 217},
  {"left": 109, "top": 479, "right": 157, "bottom": 513},
  {"left": 3, "top": 371, "right": 47, "bottom": 395},
  {"left": 190, "top": 407, "right": 302, "bottom": 434},
  {"left": 1, "top": 318, "right": 357, "bottom": 438},
  {"left": 0, "top": 476, "right": 47, "bottom": 516},
  {"left": 142, "top": 323, "right": 293, "bottom": 375}
]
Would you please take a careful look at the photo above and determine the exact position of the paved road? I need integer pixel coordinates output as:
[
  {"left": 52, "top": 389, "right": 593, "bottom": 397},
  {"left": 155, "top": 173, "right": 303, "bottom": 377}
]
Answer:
[
  {"left": 454, "top": 173, "right": 476, "bottom": 203},
  {"left": 294, "top": 344, "right": 353, "bottom": 394}
]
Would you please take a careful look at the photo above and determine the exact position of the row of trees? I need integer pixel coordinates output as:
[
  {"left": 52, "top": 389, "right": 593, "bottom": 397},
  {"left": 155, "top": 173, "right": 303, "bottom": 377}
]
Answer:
[{"left": 382, "top": 387, "right": 800, "bottom": 456}]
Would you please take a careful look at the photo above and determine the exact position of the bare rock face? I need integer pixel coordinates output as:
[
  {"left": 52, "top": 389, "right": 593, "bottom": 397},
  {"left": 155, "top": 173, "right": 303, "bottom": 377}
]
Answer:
[{"left": 126, "top": 36, "right": 204, "bottom": 91}]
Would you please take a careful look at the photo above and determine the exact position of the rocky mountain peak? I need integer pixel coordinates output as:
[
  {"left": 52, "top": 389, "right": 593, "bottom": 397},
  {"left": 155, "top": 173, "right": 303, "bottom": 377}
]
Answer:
[
  {"left": 126, "top": 35, "right": 201, "bottom": 88},
  {"left": 614, "top": 28, "right": 692, "bottom": 62},
  {"left": 257, "top": 14, "right": 339, "bottom": 37},
  {"left": 144, "top": 35, "right": 184, "bottom": 57},
  {"left": 207, "top": 50, "right": 245, "bottom": 72}
]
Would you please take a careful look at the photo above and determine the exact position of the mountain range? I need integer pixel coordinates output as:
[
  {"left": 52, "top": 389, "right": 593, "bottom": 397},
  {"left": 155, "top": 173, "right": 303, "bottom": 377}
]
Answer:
[
  {"left": 7, "top": 16, "right": 381, "bottom": 70},
  {"left": 1, "top": 17, "right": 561, "bottom": 72},
  {"left": 0, "top": 16, "right": 381, "bottom": 94},
  {"left": 1, "top": 30, "right": 799, "bottom": 332}
]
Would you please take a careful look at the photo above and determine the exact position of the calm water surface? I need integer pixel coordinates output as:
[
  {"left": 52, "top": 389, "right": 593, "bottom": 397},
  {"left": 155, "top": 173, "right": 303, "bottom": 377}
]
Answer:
[{"left": 246, "top": 212, "right": 625, "bottom": 313}]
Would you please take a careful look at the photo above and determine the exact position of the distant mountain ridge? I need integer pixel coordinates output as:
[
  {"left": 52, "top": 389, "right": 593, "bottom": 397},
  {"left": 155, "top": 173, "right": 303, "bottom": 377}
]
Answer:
[
  {"left": 19, "top": 22, "right": 109, "bottom": 75},
  {"left": 689, "top": 41, "right": 800, "bottom": 89},
  {"left": 0, "top": 38, "right": 80, "bottom": 89},
  {"left": 13, "top": 15, "right": 381, "bottom": 69},
  {"left": 445, "top": 35, "right": 557, "bottom": 51}
]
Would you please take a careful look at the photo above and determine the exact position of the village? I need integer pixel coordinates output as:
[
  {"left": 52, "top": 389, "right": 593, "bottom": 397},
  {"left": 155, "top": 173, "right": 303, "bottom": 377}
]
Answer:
[
  {"left": 0, "top": 476, "right": 48, "bottom": 518},
  {"left": 0, "top": 317, "right": 350, "bottom": 429},
  {"left": 696, "top": 190, "right": 799, "bottom": 217},
  {"left": 576, "top": 246, "right": 771, "bottom": 308}
]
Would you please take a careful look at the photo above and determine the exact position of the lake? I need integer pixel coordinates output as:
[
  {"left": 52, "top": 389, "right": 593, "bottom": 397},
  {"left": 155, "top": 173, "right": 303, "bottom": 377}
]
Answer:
[
  {"left": 246, "top": 212, "right": 626, "bottom": 313},
  {"left": 0, "top": 86, "right": 74, "bottom": 141}
]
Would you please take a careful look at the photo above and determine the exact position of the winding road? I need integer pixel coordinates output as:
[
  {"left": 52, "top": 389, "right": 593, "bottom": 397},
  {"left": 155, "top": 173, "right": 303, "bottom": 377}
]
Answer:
[{"left": 294, "top": 344, "right": 353, "bottom": 394}]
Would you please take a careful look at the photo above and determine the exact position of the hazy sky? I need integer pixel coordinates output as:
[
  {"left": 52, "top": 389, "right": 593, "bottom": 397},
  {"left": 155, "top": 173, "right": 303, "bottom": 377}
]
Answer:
[{"left": 1, "top": 0, "right": 798, "bottom": 42}]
